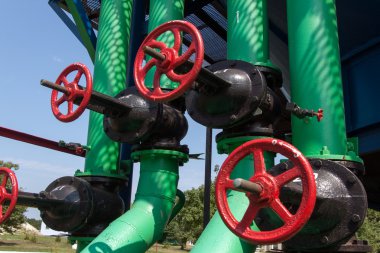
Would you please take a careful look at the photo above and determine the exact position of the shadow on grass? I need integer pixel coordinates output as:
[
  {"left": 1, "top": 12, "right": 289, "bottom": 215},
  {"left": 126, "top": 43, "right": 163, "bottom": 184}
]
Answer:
[{"left": 0, "top": 241, "right": 17, "bottom": 246}]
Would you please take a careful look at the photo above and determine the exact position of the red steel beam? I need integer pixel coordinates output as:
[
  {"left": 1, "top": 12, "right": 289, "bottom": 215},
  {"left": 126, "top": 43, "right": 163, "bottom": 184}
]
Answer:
[{"left": 0, "top": 126, "right": 86, "bottom": 157}]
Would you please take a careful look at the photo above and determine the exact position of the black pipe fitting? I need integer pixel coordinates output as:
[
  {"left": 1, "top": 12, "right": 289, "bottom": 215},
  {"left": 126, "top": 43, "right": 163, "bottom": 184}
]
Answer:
[
  {"left": 186, "top": 60, "right": 284, "bottom": 134},
  {"left": 103, "top": 87, "right": 188, "bottom": 150},
  {"left": 35, "top": 176, "right": 125, "bottom": 235}
]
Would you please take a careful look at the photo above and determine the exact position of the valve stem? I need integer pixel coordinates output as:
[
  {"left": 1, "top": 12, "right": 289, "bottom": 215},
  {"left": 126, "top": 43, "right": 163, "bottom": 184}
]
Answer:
[
  {"left": 286, "top": 102, "right": 324, "bottom": 122},
  {"left": 233, "top": 178, "right": 263, "bottom": 195}
]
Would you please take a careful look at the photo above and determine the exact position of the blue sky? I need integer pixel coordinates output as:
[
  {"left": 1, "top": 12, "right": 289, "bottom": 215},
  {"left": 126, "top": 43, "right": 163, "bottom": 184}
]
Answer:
[{"left": 0, "top": 1, "right": 225, "bottom": 219}]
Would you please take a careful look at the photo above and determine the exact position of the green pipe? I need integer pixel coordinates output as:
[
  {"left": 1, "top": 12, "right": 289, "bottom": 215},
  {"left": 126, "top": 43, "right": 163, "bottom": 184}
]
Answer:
[
  {"left": 80, "top": 150, "right": 187, "bottom": 253},
  {"left": 80, "top": 0, "right": 133, "bottom": 178},
  {"left": 192, "top": 1, "right": 274, "bottom": 252},
  {"left": 145, "top": 0, "right": 185, "bottom": 89},
  {"left": 192, "top": 137, "right": 274, "bottom": 253},
  {"left": 287, "top": 0, "right": 361, "bottom": 162},
  {"left": 227, "top": 0, "right": 272, "bottom": 67},
  {"left": 168, "top": 189, "right": 186, "bottom": 224}
]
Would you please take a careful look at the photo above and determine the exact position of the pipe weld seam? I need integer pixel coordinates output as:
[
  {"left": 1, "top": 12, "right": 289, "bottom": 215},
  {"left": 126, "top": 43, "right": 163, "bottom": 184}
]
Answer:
[{"left": 135, "top": 193, "right": 176, "bottom": 203}]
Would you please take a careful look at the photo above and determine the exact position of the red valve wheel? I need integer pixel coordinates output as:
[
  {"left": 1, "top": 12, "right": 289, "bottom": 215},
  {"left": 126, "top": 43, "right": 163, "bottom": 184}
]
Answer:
[
  {"left": 134, "top": 20, "right": 204, "bottom": 102},
  {"left": 216, "top": 138, "right": 316, "bottom": 244},
  {"left": 0, "top": 167, "right": 18, "bottom": 224},
  {"left": 51, "top": 63, "right": 92, "bottom": 122}
]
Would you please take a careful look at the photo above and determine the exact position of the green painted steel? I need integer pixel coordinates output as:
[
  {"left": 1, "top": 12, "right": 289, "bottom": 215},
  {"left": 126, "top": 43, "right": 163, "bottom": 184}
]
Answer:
[
  {"left": 81, "top": 0, "right": 133, "bottom": 179},
  {"left": 69, "top": 237, "right": 92, "bottom": 252},
  {"left": 168, "top": 189, "right": 186, "bottom": 224},
  {"left": 227, "top": 0, "right": 273, "bottom": 67},
  {"left": 287, "top": 0, "right": 361, "bottom": 162},
  {"left": 193, "top": 0, "right": 276, "bottom": 251},
  {"left": 80, "top": 150, "right": 187, "bottom": 253},
  {"left": 145, "top": 0, "right": 185, "bottom": 89},
  {"left": 192, "top": 137, "right": 276, "bottom": 253},
  {"left": 65, "top": 0, "right": 96, "bottom": 62}
]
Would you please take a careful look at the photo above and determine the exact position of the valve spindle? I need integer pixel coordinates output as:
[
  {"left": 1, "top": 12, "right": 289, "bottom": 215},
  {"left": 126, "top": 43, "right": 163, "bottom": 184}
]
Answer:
[{"left": 233, "top": 178, "right": 263, "bottom": 195}]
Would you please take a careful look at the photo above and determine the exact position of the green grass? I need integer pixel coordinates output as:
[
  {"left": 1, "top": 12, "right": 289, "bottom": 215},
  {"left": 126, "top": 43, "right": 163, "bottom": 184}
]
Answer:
[
  {"left": 0, "top": 233, "right": 74, "bottom": 252},
  {"left": 0, "top": 233, "right": 189, "bottom": 253}
]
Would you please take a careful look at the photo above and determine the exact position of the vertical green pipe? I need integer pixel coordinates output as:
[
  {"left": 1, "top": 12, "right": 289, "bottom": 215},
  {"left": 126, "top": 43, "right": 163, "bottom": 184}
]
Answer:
[
  {"left": 148, "top": 0, "right": 184, "bottom": 31},
  {"left": 193, "top": 1, "right": 274, "bottom": 252},
  {"left": 81, "top": 0, "right": 133, "bottom": 178},
  {"left": 145, "top": 0, "right": 184, "bottom": 89},
  {"left": 80, "top": 150, "right": 186, "bottom": 253},
  {"left": 287, "top": 0, "right": 349, "bottom": 158},
  {"left": 192, "top": 137, "right": 274, "bottom": 253},
  {"left": 227, "top": 0, "right": 272, "bottom": 67}
]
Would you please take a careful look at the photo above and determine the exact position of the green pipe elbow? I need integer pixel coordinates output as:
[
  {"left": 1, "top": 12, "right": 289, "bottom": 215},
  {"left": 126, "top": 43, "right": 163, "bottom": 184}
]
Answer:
[{"left": 80, "top": 150, "right": 187, "bottom": 253}]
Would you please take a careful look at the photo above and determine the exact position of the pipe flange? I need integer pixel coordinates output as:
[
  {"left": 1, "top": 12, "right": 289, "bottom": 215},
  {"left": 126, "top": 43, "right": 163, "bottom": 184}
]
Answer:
[
  {"left": 186, "top": 60, "right": 267, "bottom": 128},
  {"left": 103, "top": 87, "right": 160, "bottom": 143},
  {"left": 41, "top": 176, "right": 93, "bottom": 232},
  {"left": 255, "top": 159, "right": 367, "bottom": 251}
]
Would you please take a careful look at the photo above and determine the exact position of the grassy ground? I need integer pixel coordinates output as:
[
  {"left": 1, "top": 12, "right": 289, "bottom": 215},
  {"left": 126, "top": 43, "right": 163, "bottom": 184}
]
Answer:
[
  {"left": 147, "top": 244, "right": 189, "bottom": 253},
  {"left": 0, "top": 233, "right": 74, "bottom": 252},
  {"left": 0, "top": 233, "right": 188, "bottom": 253}
]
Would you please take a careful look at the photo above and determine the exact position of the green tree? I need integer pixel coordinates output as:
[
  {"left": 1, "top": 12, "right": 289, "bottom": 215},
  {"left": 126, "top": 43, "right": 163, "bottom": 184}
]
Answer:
[
  {"left": 357, "top": 208, "right": 380, "bottom": 253},
  {"left": 0, "top": 161, "right": 26, "bottom": 234},
  {"left": 164, "top": 183, "right": 217, "bottom": 249},
  {"left": 26, "top": 218, "right": 42, "bottom": 230}
]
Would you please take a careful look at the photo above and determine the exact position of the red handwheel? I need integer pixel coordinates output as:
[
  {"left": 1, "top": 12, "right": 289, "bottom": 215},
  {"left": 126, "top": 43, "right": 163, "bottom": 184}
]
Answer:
[
  {"left": 51, "top": 63, "right": 92, "bottom": 122},
  {"left": 0, "top": 167, "right": 18, "bottom": 224},
  {"left": 134, "top": 20, "right": 204, "bottom": 102},
  {"left": 216, "top": 138, "right": 316, "bottom": 244}
]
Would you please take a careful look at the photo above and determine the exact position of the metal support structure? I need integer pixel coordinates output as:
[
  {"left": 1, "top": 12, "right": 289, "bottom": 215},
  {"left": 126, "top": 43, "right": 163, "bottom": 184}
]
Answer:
[
  {"left": 120, "top": 0, "right": 148, "bottom": 209},
  {"left": 203, "top": 127, "right": 212, "bottom": 228},
  {"left": 0, "top": 126, "right": 86, "bottom": 157},
  {"left": 81, "top": 0, "right": 133, "bottom": 179},
  {"left": 48, "top": 0, "right": 85, "bottom": 48},
  {"left": 287, "top": 0, "right": 361, "bottom": 162},
  {"left": 64, "top": 0, "right": 97, "bottom": 62}
]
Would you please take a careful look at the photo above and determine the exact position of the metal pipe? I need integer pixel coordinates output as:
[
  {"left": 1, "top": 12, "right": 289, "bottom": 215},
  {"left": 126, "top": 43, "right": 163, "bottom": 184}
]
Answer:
[
  {"left": 40, "top": 79, "right": 131, "bottom": 116},
  {"left": 0, "top": 126, "right": 85, "bottom": 157},
  {"left": 168, "top": 189, "right": 186, "bottom": 224},
  {"left": 203, "top": 127, "right": 212, "bottom": 228},
  {"left": 233, "top": 178, "right": 262, "bottom": 195},
  {"left": 82, "top": 0, "right": 133, "bottom": 178},
  {"left": 227, "top": 0, "right": 272, "bottom": 67},
  {"left": 192, "top": 138, "right": 275, "bottom": 253},
  {"left": 16, "top": 191, "right": 67, "bottom": 210},
  {"left": 287, "top": 0, "right": 349, "bottom": 158},
  {"left": 145, "top": 0, "right": 185, "bottom": 90},
  {"left": 80, "top": 150, "right": 184, "bottom": 253},
  {"left": 192, "top": 1, "right": 274, "bottom": 252},
  {"left": 143, "top": 46, "right": 231, "bottom": 90}
]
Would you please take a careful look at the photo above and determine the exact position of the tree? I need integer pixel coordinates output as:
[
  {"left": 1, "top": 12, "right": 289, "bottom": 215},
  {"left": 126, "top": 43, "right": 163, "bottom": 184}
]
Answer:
[
  {"left": 0, "top": 161, "right": 26, "bottom": 234},
  {"left": 26, "top": 218, "right": 42, "bottom": 230},
  {"left": 357, "top": 208, "right": 380, "bottom": 253},
  {"left": 164, "top": 183, "right": 217, "bottom": 249}
]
